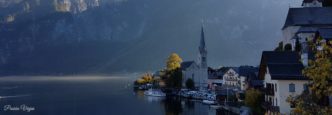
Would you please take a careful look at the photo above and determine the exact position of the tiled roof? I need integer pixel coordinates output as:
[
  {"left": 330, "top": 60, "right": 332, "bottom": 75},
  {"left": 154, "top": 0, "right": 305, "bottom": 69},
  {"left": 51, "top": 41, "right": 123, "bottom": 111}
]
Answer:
[
  {"left": 268, "top": 63, "right": 307, "bottom": 80},
  {"left": 259, "top": 51, "right": 308, "bottom": 80},
  {"left": 283, "top": 7, "right": 332, "bottom": 29}
]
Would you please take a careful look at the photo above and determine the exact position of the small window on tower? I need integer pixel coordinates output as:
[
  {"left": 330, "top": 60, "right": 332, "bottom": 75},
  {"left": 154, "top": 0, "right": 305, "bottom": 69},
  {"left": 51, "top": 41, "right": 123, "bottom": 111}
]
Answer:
[{"left": 202, "top": 57, "right": 206, "bottom": 62}]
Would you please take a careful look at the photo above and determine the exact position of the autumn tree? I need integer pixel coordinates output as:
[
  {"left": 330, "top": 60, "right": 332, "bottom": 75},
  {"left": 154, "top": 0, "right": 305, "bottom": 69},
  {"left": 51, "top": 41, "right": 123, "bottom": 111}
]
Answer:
[
  {"left": 245, "top": 88, "right": 263, "bottom": 115},
  {"left": 166, "top": 53, "right": 183, "bottom": 71},
  {"left": 164, "top": 53, "right": 183, "bottom": 89},
  {"left": 136, "top": 73, "right": 154, "bottom": 84},
  {"left": 288, "top": 37, "right": 332, "bottom": 115}
]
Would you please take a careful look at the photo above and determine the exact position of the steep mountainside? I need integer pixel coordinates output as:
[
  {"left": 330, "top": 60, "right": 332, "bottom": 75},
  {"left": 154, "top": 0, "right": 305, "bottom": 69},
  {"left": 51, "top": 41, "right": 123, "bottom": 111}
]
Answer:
[{"left": 0, "top": 0, "right": 301, "bottom": 75}]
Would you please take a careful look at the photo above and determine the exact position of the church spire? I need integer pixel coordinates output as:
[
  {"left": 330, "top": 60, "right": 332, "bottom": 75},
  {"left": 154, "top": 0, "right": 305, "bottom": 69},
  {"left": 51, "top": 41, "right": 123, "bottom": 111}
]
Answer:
[
  {"left": 199, "top": 26, "right": 206, "bottom": 53},
  {"left": 198, "top": 26, "right": 207, "bottom": 68}
]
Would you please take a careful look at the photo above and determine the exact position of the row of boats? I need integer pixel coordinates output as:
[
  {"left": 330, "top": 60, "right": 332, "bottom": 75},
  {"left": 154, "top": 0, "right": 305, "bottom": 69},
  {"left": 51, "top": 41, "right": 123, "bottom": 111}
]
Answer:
[{"left": 143, "top": 88, "right": 217, "bottom": 105}]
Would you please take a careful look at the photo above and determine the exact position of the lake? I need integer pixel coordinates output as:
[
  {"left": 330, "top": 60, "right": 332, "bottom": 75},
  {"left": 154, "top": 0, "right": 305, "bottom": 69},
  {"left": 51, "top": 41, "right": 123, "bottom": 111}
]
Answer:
[{"left": 0, "top": 75, "right": 232, "bottom": 115}]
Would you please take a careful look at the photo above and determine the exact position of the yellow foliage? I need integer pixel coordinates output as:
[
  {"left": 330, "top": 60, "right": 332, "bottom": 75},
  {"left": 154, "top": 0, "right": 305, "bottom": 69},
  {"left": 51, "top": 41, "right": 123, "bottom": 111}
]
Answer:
[
  {"left": 136, "top": 73, "right": 154, "bottom": 84},
  {"left": 166, "top": 53, "right": 183, "bottom": 71}
]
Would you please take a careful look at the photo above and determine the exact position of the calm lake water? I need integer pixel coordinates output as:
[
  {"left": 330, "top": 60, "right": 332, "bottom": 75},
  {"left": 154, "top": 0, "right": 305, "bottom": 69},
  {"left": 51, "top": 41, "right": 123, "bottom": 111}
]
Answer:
[{"left": 0, "top": 75, "right": 230, "bottom": 115}]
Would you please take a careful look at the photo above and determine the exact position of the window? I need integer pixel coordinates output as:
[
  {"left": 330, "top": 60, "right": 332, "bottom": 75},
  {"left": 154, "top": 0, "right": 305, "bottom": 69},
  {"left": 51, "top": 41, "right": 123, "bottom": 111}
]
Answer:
[
  {"left": 290, "top": 102, "right": 295, "bottom": 108},
  {"left": 303, "top": 84, "right": 309, "bottom": 92},
  {"left": 275, "top": 98, "right": 278, "bottom": 106},
  {"left": 289, "top": 83, "right": 295, "bottom": 92}
]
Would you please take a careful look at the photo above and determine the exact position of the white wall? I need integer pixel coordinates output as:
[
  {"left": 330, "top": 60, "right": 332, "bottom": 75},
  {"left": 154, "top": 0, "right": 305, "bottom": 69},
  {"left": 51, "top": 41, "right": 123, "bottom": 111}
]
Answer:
[
  {"left": 182, "top": 64, "right": 208, "bottom": 89},
  {"left": 223, "top": 69, "right": 240, "bottom": 87},
  {"left": 282, "top": 26, "right": 300, "bottom": 46},
  {"left": 264, "top": 67, "right": 309, "bottom": 114}
]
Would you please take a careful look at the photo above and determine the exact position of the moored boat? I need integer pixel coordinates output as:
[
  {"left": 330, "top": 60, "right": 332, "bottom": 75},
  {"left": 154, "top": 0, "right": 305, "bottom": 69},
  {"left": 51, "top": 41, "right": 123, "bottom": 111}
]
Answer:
[{"left": 144, "top": 89, "right": 166, "bottom": 97}]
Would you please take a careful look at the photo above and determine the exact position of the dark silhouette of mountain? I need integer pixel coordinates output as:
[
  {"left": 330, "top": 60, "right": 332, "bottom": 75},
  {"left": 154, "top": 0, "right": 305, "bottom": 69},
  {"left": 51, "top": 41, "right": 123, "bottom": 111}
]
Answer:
[{"left": 0, "top": 0, "right": 301, "bottom": 76}]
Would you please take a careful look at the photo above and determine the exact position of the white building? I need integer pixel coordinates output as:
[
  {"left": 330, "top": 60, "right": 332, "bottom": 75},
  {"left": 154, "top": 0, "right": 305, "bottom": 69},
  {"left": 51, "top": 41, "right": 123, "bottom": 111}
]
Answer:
[
  {"left": 259, "top": 51, "right": 309, "bottom": 115},
  {"left": 181, "top": 27, "right": 208, "bottom": 89},
  {"left": 222, "top": 68, "right": 239, "bottom": 87},
  {"left": 281, "top": 7, "right": 332, "bottom": 47}
]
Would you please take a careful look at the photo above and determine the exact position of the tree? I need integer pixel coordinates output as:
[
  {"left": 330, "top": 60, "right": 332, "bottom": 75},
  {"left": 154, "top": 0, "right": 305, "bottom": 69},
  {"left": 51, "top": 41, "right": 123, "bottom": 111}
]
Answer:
[
  {"left": 288, "top": 37, "right": 332, "bottom": 115},
  {"left": 166, "top": 53, "right": 183, "bottom": 71},
  {"left": 245, "top": 88, "right": 263, "bottom": 115},
  {"left": 323, "top": 0, "right": 332, "bottom": 7},
  {"left": 185, "top": 78, "right": 195, "bottom": 90},
  {"left": 166, "top": 68, "right": 183, "bottom": 89},
  {"left": 284, "top": 43, "right": 292, "bottom": 51},
  {"left": 274, "top": 42, "right": 283, "bottom": 51},
  {"left": 295, "top": 38, "right": 302, "bottom": 52},
  {"left": 136, "top": 73, "right": 153, "bottom": 84}
]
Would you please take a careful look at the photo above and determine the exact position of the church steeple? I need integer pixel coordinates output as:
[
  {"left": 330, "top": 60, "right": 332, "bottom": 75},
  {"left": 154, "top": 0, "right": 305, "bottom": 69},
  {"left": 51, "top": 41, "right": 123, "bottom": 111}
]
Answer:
[{"left": 199, "top": 26, "right": 207, "bottom": 68}]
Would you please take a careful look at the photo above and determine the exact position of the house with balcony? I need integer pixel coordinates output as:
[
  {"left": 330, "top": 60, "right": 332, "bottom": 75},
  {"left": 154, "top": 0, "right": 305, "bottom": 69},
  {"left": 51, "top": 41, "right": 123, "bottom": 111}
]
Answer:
[
  {"left": 222, "top": 68, "right": 240, "bottom": 88},
  {"left": 258, "top": 51, "right": 309, "bottom": 114}
]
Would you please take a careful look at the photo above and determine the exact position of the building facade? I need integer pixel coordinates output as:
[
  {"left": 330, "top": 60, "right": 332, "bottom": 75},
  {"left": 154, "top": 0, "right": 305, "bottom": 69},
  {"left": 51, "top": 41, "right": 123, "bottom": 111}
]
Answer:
[{"left": 181, "top": 27, "right": 208, "bottom": 89}]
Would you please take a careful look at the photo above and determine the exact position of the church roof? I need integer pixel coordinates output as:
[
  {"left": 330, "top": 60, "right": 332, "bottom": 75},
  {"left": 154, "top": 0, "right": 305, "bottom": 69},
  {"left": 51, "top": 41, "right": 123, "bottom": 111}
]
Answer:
[
  {"left": 181, "top": 61, "right": 196, "bottom": 70},
  {"left": 283, "top": 7, "right": 332, "bottom": 29}
]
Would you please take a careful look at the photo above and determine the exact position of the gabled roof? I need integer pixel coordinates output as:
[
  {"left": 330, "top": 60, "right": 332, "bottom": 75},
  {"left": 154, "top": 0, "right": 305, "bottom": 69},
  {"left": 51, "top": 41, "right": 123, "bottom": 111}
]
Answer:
[
  {"left": 283, "top": 7, "right": 332, "bottom": 29},
  {"left": 317, "top": 28, "right": 332, "bottom": 40},
  {"left": 181, "top": 61, "right": 196, "bottom": 70},
  {"left": 258, "top": 51, "right": 308, "bottom": 80},
  {"left": 268, "top": 63, "right": 307, "bottom": 80}
]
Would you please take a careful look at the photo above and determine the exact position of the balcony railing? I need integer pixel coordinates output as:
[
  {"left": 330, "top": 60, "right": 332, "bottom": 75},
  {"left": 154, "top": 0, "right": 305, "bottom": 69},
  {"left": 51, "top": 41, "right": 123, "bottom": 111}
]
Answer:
[{"left": 262, "top": 102, "right": 280, "bottom": 112}]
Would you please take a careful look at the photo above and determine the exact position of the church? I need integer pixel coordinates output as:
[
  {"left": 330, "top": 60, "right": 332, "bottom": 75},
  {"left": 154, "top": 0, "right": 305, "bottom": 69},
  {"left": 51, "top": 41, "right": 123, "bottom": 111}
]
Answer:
[{"left": 181, "top": 27, "right": 208, "bottom": 89}]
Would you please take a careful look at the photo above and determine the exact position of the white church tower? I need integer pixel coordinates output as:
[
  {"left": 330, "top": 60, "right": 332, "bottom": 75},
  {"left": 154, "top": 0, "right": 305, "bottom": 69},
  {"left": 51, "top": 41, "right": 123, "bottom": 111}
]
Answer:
[
  {"left": 199, "top": 26, "right": 208, "bottom": 68},
  {"left": 181, "top": 26, "right": 209, "bottom": 90},
  {"left": 197, "top": 26, "right": 208, "bottom": 89}
]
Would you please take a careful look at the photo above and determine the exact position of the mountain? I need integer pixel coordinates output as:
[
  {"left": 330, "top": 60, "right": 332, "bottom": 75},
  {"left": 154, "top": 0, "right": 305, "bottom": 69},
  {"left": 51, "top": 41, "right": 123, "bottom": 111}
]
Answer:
[{"left": 0, "top": 0, "right": 301, "bottom": 76}]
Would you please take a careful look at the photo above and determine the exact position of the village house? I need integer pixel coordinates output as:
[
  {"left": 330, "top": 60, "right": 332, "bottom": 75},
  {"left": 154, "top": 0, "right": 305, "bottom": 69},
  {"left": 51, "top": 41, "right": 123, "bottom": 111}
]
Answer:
[
  {"left": 238, "top": 66, "right": 260, "bottom": 91},
  {"left": 222, "top": 68, "right": 240, "bottom": 88},
  {"left": 259, "top": 51, "right": 309, "bottom": 115}
]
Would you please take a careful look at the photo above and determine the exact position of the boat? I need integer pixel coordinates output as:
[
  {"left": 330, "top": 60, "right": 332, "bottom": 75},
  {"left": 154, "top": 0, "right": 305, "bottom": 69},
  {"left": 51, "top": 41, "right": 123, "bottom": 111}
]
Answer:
[
  {"left": 144, "top": 89, "right": 166, "bottom": 97},
  {"left": 202, "top": 99, "right": 217, "bottom": 105}
]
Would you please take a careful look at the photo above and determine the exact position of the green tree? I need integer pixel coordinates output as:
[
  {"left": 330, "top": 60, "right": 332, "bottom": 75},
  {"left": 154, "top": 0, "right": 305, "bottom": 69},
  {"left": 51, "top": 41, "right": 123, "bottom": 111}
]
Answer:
[
  {"left": 274, "top": 42, "right": 283, "bottom": 51},
  {"left": 166, "top": 68, "right": 183, "bottom": 89},
  {"left": 166, "top": 53, "right": 183, "bottom": 71},
  {"left": 245, "top": 88, "right": 263, "bottom": 115},
  {"left": 288, "top": 37, "right": 332, "bottom": 115},
  {"left": 284, "top": 43, "right": 292, "bottom": 51},
  {"left": 185, "top": 78, "right": 195, "bottom": 90},
  {"left": 295, "top": 38, "right": 302, "bottom": 52}
]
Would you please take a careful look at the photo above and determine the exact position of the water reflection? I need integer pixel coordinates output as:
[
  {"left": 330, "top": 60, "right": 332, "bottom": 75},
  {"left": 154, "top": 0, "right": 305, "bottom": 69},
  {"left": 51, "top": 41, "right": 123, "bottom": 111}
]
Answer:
[{"left": 134, "top": 90, "right": 219, "bottom": 115}]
